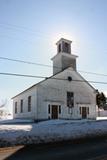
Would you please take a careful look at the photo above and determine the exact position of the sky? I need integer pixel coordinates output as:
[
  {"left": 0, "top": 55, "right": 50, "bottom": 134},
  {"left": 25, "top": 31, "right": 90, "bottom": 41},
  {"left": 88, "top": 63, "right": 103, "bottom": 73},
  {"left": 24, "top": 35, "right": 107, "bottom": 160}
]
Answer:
[{"left": 0, "top": 0, "right": 107, "bottom": 113}]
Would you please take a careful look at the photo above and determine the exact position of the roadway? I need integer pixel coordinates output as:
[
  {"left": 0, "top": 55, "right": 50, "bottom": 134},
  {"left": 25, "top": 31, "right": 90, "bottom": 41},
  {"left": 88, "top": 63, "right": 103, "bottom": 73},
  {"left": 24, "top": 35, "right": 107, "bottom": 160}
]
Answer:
[{"left": 1, "top": 139, "right": 107, "bottom": 160}]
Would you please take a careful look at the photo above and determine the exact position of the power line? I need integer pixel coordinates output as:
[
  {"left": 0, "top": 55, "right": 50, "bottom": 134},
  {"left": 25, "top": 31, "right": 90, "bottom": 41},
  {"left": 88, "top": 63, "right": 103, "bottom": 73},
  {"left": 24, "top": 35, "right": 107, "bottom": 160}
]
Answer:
[
  {"left": 0, "top": 72, "right": 107, "bottom": 85},
  {"left": 0, "top": 34, "right": 40, "bottom": 46},
  {"left": 0, "top": 56, "right": 52, "bottom": 68},
  {"left": 0, "top": 23, "right": 79, "bottom": 45},
  {"left": 0, "top": 56, "right": 107, "bottom": 77},
  {"left": 0, "top": 72, "right": 68, "bottom": 81},
  {"left": 0, "top": 72, "right": 45, "bottom": 79},
  {"left": 0, "top": 23, "right": 51, "bottom": 40},
  {"left": 0, "top": 23, "right": 49, "bottom": 37},
  {"left": 78, "top": 70, "right": 107, "bottom": 77},
  {"left": 0, "top": 23, "right": 79, "bottom": 53},
  {"left": 0, "top": 33, "right": 78, "bottom": 53}
]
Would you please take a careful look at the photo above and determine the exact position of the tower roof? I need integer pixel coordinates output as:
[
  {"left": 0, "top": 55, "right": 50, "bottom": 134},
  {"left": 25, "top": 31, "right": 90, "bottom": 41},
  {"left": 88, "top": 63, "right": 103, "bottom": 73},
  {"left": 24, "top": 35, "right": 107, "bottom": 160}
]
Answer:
[{"left": 56, "top": 38, "right": 72, "bottom": 45}]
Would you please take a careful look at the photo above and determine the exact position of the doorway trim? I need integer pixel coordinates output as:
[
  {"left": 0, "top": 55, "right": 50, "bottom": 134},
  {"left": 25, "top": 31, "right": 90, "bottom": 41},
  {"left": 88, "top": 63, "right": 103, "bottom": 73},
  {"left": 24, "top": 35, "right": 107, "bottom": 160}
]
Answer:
[{"left": 48, "top": 102, "right": 62, "bottom": 119}]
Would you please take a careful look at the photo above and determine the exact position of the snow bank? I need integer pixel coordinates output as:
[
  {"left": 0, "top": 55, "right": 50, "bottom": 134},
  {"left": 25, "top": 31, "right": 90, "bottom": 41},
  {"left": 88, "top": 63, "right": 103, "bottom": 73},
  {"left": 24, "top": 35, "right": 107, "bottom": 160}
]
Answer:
[
  {"left": 0, "top": 119, "right": 107, "bottom": 147},
  {"left": 98, "top": 110, "right": 107, "bottom": 117},
  {"left": 0, "top": 118, "right": 34, "bottom": 124},
  {"left": 96, "top": 117, "right": 107, "bottom": 120}
]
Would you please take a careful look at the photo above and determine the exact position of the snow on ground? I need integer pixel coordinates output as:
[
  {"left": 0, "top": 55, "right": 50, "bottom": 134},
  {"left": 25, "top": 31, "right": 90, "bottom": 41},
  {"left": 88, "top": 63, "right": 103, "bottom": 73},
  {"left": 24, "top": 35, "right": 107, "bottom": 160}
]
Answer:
[
  {"left": 0, "top": 119, "right": 107, "bottom": 147},
  {"left": 96, "top": 117, "right": 107, "bottom": 120},
  {"left": 0, "top": 118, "right": 33, "bottom": 124}
]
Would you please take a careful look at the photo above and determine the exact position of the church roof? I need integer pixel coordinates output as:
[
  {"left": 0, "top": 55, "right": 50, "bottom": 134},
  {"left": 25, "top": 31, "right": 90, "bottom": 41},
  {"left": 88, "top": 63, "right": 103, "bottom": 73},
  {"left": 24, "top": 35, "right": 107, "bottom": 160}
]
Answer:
[{"left": 12, "top": 67, "right": 96, "bottom": 99}]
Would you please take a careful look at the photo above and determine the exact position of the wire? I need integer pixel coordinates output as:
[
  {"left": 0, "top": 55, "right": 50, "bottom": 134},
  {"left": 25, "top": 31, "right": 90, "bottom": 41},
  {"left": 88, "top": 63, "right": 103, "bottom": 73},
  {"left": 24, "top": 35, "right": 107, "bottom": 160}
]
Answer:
[
  {"left": 0, "top": 72, "right": 68, "bottom": 81},
  {"left": 0, "top": 23, "right": 79, "bottom": 46},
  {"left": 0, "top": 23, "right": 49, "bottom": 37},
  {"left": 0, "top": 34, "right": 39, "bottom": 45},
  {"left": 0, "top": 72, "right": 107, "bottom": 85},
  {"left": 0, "top": 56, "right": 52, "bottom": 68},
  {"left": 0, "top": 23, "right": 79, "bottom": 53},
  {"left": 0, "top": 72, "right": 45, "bottom": 79},
  {"left": 0, "top": 56, "right": 107, "bottom": 77},
  {"left": 0, "top": 23, "right": 106, "bottom": 77},
  {"left": 0, "top": 33, "right": 78, "bottom": 53},
  {"left": 78, "top": 70, "right": 107, "bottom": 77},
  {"left": 72, "top": 79, "right": 107, "bottom": 85}
]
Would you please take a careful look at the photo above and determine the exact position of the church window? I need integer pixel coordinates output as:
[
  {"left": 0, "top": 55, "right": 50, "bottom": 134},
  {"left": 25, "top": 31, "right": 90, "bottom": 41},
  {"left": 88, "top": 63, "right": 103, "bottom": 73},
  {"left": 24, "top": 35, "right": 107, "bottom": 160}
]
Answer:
[
  {"left": 20, "top": 99, "right": 23, "bottom": 113},
  {"left": 87, "top": 107, "right": 89, "bottom": 114},
  {"left": 80, "top": 107, "right": 82, "bottom": 114},
  {"left": 67, "top": 92, "right": 74, "bottom": 107},
  {"left": 28, "top": 96, "right": 31, "bottom": 112},
  {"left": 58, "top": 44, "right": 61, "bottom": 53},
  {"left": 48, "top": 104, "right": 50, "bottom": 114},
  {"left": 15, "top": 102, "right": 17, "bottom": 114},
  {"left": 59, "top": 105, "right": 61, "bottom": 114},
  {"left": 64, "top": 42, "right": 70, "bottom": 53}
]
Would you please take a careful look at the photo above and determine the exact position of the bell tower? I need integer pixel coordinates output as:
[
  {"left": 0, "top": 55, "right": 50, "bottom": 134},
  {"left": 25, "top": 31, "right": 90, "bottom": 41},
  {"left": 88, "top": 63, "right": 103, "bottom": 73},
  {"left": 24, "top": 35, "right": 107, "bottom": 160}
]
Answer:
[
  {"left": 57, "top": 38, "right": 71, "bottom": 54},
  {"left": 51, "top": 38, "right": 78, "bottom": 75}
]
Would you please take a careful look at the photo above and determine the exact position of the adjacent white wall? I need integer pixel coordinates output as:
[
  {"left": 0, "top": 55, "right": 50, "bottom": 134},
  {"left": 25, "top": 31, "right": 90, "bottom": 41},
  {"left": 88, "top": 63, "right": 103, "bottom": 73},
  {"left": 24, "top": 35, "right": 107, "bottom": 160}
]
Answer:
[{"left": 13, "top": 86, "right": 37, "bottom": 119}]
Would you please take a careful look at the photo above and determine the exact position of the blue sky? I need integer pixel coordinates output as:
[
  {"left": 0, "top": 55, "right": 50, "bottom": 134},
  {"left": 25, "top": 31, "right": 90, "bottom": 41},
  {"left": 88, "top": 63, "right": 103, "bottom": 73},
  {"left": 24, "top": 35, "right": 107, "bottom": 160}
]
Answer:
[{"left": 0, "top": 0, "right": 107, "bottom": 112}]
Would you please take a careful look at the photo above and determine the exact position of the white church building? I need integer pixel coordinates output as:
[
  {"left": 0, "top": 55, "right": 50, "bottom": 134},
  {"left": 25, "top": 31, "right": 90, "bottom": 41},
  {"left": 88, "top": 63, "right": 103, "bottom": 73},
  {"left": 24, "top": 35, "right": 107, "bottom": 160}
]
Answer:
[{"left": 12, "top": 38, "right": 97, "bottom": 120}]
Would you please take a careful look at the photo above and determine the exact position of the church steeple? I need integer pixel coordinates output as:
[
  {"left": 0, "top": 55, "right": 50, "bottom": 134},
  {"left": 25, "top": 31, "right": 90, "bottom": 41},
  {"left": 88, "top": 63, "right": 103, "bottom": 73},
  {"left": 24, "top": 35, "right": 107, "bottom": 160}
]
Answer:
[
  {"left": 51, "top": 38, "right": 78, "bottom": 75},
  {"left": 56, "top": 38, "right": 72, "bottom": 54}
]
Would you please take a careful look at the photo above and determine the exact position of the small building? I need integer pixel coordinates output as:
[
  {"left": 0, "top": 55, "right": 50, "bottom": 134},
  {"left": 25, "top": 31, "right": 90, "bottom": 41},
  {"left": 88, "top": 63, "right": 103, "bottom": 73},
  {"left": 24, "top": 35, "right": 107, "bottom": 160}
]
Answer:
[{"left": 12, "top": 38, "right": 97, "bottom": 120}]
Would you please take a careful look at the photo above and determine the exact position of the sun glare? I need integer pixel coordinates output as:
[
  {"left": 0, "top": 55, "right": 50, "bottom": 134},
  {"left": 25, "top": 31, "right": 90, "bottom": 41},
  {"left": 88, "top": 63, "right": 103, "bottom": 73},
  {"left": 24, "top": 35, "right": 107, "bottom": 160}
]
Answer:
[
  {"left": 50, "top": 32, "right": 79, "bottom": 54},
  {"left": 53, "top": 32, "right": 72, "bottom": 43}
]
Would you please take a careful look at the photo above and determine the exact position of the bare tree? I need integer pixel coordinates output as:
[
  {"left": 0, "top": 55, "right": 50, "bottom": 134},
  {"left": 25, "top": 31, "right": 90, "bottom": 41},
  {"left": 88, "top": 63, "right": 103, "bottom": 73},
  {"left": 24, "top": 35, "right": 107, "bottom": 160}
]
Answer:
[
  {"left": 0, "top": 99, "right": 8, "bottom": 119},
  {"left": 0, "top": 99, "right": 7, "bottom": 108}
]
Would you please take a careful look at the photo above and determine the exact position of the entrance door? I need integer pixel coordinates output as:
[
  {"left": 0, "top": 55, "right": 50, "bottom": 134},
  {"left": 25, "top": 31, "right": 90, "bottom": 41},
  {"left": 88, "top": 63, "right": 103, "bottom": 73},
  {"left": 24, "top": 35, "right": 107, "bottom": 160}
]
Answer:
[
  {"left": 82, "top": 107, "right": 87, "bottom": 119},
  {"left": 52, "top": 105, "right": 58, "bottom": 119}
]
